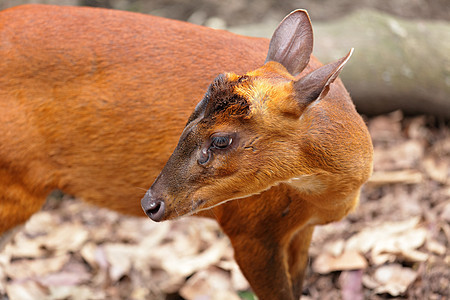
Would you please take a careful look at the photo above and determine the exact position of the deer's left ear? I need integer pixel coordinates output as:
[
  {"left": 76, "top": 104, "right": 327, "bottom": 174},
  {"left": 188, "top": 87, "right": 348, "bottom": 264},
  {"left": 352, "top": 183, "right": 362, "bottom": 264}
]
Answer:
[
  {"left": 265, "top": 9, "right": 313, "bottom": 76},
  {"left": 294, "top": 49, "right": 353, "bottom": 107}
]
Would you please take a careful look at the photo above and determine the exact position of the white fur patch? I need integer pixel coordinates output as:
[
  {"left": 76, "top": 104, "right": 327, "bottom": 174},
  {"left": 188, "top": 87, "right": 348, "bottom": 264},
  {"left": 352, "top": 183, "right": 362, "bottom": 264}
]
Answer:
[{"left": 286, "top": 174, "right": 325, "bottom": 194}]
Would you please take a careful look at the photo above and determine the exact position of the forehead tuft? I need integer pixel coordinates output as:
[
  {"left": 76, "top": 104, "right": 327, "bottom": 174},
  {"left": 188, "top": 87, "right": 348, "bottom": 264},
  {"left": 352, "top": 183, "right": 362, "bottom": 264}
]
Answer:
[{"left": 204, "top": 74, "right": 251, "bottom": 119}]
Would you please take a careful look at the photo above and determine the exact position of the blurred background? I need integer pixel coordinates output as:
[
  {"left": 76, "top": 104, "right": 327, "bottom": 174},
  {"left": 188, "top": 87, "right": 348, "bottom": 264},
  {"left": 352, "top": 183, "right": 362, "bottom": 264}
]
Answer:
[
  {"left": 2, "top": 0, "right": 449, "bottom": 118},
  {"left": 0, "top": 1, "right": 449, "bottom": 299}
]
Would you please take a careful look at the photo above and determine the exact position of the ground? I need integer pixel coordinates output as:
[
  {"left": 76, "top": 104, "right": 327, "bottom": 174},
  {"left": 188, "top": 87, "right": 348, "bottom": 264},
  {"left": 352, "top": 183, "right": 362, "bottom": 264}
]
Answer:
[{"left": 1, "top": 111, "right": 448, "bottom": 300}]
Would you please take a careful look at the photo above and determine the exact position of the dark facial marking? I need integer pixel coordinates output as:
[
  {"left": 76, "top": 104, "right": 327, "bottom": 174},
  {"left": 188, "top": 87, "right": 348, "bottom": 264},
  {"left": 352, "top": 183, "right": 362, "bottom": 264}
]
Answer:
[{"left": 203, "top": 74, "right": 251, "bottom": 120}]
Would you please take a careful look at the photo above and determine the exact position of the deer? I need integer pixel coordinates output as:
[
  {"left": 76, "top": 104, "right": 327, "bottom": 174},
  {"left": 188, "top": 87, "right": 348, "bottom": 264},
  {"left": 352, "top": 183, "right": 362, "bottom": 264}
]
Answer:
[{"left": 0, "top": 4, "right": 373, "bottom": 299}]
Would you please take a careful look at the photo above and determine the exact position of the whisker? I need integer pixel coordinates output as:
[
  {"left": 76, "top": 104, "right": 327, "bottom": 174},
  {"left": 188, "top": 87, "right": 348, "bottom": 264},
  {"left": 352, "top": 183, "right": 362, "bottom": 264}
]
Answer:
[
  {"left": 210, "top": 207, "right": 218, "bottom": 220},
  {"left": 134, "top": 186, "right": 149, "bottom": 192}
]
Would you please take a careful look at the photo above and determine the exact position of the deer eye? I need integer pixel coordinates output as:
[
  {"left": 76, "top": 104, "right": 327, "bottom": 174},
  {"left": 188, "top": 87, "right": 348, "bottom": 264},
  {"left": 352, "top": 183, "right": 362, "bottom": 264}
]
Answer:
[{"left": 211, "top": 135, "right": 232, "bottom": 149}]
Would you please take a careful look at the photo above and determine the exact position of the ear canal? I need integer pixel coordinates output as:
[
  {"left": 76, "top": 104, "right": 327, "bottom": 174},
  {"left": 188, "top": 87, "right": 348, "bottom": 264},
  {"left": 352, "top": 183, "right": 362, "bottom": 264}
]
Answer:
[
  {"left": 294, "top": 48, "right": 354, "bottom": 105},
  {"left": 265, "top": 9, "right": 313, "bottom": 76}
]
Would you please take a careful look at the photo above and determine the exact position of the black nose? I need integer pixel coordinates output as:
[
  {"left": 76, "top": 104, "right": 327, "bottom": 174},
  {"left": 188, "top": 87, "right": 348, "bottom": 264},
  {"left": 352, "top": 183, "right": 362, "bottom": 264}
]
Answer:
[{"left": 141, "top": 190, "right": 165, "bottom": 222}]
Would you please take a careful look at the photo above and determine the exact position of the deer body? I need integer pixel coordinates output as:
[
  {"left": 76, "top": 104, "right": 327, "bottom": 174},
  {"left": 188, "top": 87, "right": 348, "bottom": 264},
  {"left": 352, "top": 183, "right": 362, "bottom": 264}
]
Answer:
[
  {"left": 0, "top": 4, "right": 268, "bottom": 224},
  {"left": 0, "top": 5, "right": 372, "bottom": 299}
]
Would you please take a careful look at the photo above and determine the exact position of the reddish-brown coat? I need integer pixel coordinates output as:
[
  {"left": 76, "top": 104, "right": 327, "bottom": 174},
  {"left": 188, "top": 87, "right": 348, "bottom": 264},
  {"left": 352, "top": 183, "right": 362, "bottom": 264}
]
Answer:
[{"left": 0, "top": 4, "right": 268, "bottom": 227}]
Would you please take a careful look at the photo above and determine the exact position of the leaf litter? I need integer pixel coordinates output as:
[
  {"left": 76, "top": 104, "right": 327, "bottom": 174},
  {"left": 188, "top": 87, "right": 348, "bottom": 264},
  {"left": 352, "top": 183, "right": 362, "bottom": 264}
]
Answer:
[{"left": 0, "top": 111, "right": 449, "bottom": 299}]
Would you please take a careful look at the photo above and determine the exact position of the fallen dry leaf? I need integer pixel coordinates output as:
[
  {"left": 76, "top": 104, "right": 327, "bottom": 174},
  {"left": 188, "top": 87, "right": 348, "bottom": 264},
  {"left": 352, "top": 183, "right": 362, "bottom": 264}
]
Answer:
[
  {"left": 5, "top": 281, "right": 48, "bottom": 300},
  {"left": 426, "top": 239, "right": 447, "bottom": 256},
  {"left": 38, "top": 270, "right": 91, "bottom": 287},
  {"left": 440, "top": 201, "right": 450, "bottom": 222},
  {"left": 138, "top": 222, "right": 172, "bottom": 249},
  {"left": 217, "top": 260, "right": 250, "bottom": 291},
  {"left": 312, "top": 250, "right": 368, "bottom": 274},
  {"left": 373, "top": 140, "right": 424, "bottom": 171},
  {"left": 38, "top": 224, "right": 89, "bottom": 253},
  {"left": 180, "top": 266, "right": 241, "bottom": 300},
  {"left": 423, "top": 156, "right": 449, "bottom": 184},
  {"left": 160, "top": 239, "right": 230, "bottom": 278},
  {"left": 323, "top": 239, "right": 346, "bottom": 257},
  {"left": 372, "top": 264, "right": 417, "bottom": 296},
  {"left": 0, "top": 265, "right": 5, "bottom": 295},
  {"left": 103, "top": 243, "right": 137, "bottom": 281},
  {"left": 48, "top": 285, "right": 105, "bottom": 300},
  {"left": 128, "top": 287, "right": 152, "bottom": 300},
  {"left": 371, "top": 224, "right": 428, "bottom": 264},
  {"left": 23, "top": 211, "right": 59, "bottom": 235},
  {"left": 368, "top": 170, "right": 423, "bottom": 186},
  {"left": 79, "top": 242, "right": 99, "bottom": 269},
  {"left": 345, "top": 217, "right": 429, "bottom": 265},
  {"left": 7, "top": 231, "right": 47, "bottom": 259},
  {"left": 5, "top": 254, "right": 70, "bottom": 279}
]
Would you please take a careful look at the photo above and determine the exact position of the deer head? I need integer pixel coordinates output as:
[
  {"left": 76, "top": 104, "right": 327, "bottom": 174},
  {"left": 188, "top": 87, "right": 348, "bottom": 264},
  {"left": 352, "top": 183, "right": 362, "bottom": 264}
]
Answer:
[{"left": 141, "top": 10, "right": 357, "bottom": 221}]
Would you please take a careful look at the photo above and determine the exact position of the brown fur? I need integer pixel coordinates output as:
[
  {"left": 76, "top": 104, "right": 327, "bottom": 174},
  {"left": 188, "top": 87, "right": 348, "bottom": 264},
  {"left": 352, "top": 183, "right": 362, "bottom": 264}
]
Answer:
[
  {"left": 1, "top": 5, "right": 372, "bottom": 300},
  {"left": 203, "top": 74, "right": 251, "bottom": 119}
]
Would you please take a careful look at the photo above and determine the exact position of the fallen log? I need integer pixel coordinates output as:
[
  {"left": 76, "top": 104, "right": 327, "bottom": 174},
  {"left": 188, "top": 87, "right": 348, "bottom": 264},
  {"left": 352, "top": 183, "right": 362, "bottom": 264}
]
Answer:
[{"left": 231, "top": 10, "right": 450, "bottom": 119}]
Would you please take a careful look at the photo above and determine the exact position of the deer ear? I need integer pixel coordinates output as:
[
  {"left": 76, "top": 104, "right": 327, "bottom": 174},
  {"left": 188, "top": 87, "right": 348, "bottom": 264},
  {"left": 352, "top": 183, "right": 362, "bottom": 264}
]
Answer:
[
  {"left": 294, "top": 49, "right": 353, "bottom": 106},
  {"left": 265, "top": 9, "right": 313, "bottom": 76}
]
